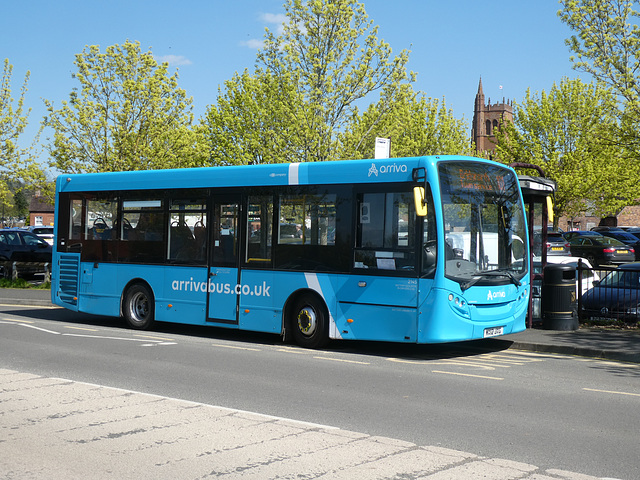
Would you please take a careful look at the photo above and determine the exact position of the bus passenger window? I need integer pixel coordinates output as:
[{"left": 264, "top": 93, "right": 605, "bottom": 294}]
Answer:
[
  {"left": 279, "top": 194, "right": 336, "bottom": 246},
  {"left": 70, "top": 199, "right": 83, "bottom": 240},
  {"left": 355, "top": 191, "right": 415, "bottom": 272},
  {"left": 168, "top": 198, "right": 207, "bottom": 264},
  {"left": 86, "top": 198, "right": 117, "bottom": 240},
  {"left": 120, "top": 199, "right": 165, "bottom": 263}
]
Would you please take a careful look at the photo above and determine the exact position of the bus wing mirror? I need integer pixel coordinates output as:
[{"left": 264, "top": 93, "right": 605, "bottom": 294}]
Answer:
[
  {"left": 546, "top": 196, "right": 554, "bottom": 224},
  {"left": 414, "top": 186, "right": 427, "bottom": 217}
]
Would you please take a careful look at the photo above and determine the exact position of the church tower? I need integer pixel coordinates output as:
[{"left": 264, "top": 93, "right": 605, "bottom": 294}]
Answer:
[{"left": 472, "top": 77, "right": 513, "bottom": 156}]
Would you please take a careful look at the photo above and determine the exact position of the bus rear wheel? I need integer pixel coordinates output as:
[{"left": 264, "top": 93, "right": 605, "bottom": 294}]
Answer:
[
  {"left": 123, "top": 283, "right": 155, "bottom": 330},
  {"left": 290, "top": 293, "right": 329, "bottom": 349}
]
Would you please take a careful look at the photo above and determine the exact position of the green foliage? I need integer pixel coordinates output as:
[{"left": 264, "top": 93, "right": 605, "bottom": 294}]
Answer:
[
  {"left": 0, "top": 277, "right": 51, "bottom": 289},
  {"left": 45, "top": 41, "right": 204, "bottom": 173},
  {"left": 12, "top": 190, "right": 27, "bottom": 217},
  {"left": 559, "top": 0, "right": 640, "bottom": 155},
  {"left": 494, "top": 78, "right": 635, "bottom": 220},
  {"left": 339, "top": 84, "right": 474, "bottom": 159},
  {"left": 0, "top": 59, "right": 46, "bottom": 207},
  {"left": 204, "top": 69, "right": 304, "bottom": 165},
  {"left": 204, "top": 0, "right": 416, "bottom": 164}
]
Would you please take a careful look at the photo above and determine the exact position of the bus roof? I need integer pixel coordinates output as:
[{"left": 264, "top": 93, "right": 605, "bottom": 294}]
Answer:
[{"left": 55, "top": 155, "right": 501, "bottom": 193}]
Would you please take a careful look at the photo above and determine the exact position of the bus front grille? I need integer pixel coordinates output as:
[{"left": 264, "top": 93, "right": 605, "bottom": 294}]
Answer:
[{"left": 58, "top": 254, "right": 80, "bottom": 306}]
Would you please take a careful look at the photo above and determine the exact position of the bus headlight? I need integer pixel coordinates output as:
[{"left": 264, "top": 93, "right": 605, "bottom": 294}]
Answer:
[{"left": 448, "top": 294, "right": 470, "bottom": 318}]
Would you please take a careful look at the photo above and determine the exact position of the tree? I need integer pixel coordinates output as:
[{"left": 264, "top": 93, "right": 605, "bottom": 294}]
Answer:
[
  {"left": 493, "top": 78, "right": 635, "bottom": 221},
  {"left": 0, "top": 59, "right": 47, "bottom": 207},
  {"left": 45, "top": 41, "right": 203, "bottom": 174},
  {"left": 338, "top": 83, "right": 475, "bottom": 159},
  {"left": 203, "top": 0, "right": 415, "bottom": 164},
  {"left": 204, "top": 69, "right": 305, "bottom": 165},
  {"left": 558, "top": 0, "right": 640, "bottom": 154}
]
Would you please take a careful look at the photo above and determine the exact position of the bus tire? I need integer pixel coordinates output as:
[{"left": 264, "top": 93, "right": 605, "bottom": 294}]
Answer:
[
  {"left": 123, "top": 283, "right": 155, "bottom": 330},
  {"left": 290, "top": 293, "right": 329, "bottom": 349}
]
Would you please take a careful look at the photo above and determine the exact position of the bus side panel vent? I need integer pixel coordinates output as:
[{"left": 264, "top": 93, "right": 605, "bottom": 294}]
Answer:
[{"left": 58, "top": 254, "right": 80, "bottom": 306}]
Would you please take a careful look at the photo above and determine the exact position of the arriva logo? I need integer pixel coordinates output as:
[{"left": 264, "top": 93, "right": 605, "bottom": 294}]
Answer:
[
  {"left": 487, "top": 290, "right": 506, "bottom": 301},
  {"left": 367, "top": 162, "right": 407, "bottom": 177}
]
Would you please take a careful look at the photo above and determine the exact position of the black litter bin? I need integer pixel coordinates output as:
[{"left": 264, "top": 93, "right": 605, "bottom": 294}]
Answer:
[{"left": 542, "top": 263, "right": 578, "bottom": 330}]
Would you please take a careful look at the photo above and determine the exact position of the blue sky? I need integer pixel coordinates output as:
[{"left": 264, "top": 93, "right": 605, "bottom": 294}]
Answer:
[{"left": 2, "top": 0, "right": 581, "bottom": 154}]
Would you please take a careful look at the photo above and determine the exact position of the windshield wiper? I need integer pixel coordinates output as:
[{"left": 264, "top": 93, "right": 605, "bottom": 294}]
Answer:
[
  {"left": 460, "top": 276, "right": 482, "bottom": 291},
  {"left": 460, "top": 270, "right": 522, "bottom": 292},
  {"left": 483, "top": 269, "right": 522, "bottom": 287}
]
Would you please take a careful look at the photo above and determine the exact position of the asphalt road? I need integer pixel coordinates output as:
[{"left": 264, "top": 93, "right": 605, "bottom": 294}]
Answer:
[{"left": 1, "top": 304, "right": 638, "bottom": 479}]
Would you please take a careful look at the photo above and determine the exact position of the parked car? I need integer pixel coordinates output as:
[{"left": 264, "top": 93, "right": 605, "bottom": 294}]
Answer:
[
  {"left": 0, "top": 229, "right": 52, "bottom": 278},
  {"left": 596, "top": 230, "right": 640, "bottom": 245},
  {"left": 563, "top": 230, "right": 603, "bottom": 241},
  {"left": 594, "top": 230, "right": 640, "bottom": 260},
  {"left": 24, "top": 226, "right": 54, "bottom": 245},
  {"left": 590, "top": 226, "right": 624, "bottom": 233},
  {"left": 581, "top": 262, "right": 640, "bottom": 322},
  {"left": 622, "top": 227, "right": 640, "bottom": 241},
  {"left": 546, "top": 232, "right": 570, "bottom": 256},
  {"left": 567, "top": 233, "right": 635, "bottom": 267}
]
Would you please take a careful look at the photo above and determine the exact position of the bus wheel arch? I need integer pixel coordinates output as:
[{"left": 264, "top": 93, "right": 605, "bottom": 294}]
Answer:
[
  {"left": 285, "top": 290, "right": 330, "bottom": 349},
  {"left": 122, "top": 280, "right": 155, "bottom": 330}
]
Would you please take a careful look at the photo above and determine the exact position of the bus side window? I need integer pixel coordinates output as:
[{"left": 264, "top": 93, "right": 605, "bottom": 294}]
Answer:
[
  {"left": 168, "top": 197, "right": 207, "bottom": 264},
  {"left": 70, "top": 199, "right": 83, "bottom": 240},
  {"left": 86, "top": 197, "right": 116, "bottom": 241},
  {"left": 355, "top": 191, "right": 415, "bottom": 271}
]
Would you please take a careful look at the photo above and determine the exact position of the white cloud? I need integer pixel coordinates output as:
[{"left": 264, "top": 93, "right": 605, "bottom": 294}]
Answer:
[
  {"left": 154, "top": 55, "right": 193, "bottom": 66},
  {"left": 242, "top": 12, "right": 288, "bottom": 50},
  {"left": 261, "top": 12, "right": 287, "bottom": 32},
  {"left": 241, "top": 38, "right": 265, "bottom": 50}
]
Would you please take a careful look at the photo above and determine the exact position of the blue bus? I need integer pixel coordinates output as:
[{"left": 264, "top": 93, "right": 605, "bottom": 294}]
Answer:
[{"left": 52, "top": 156, "right": 529, "bottom": 348}]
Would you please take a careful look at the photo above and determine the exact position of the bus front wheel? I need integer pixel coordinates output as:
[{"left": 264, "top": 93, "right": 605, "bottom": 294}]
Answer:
[
  {"left": 123, "top": 283, "right": 155, "bottom": 330},
  {"left": 290, "top": 293, "right": 329, "bottom": 349}
]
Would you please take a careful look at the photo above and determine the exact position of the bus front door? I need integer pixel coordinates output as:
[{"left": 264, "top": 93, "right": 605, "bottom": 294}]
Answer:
[{"left": 207, "top": 199, "right": 240, "bottom": 324}]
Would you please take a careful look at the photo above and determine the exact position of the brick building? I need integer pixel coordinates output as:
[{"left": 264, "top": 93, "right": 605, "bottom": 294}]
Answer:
[
  {"left": 471, "top": 77, "right": 513, "bottom": 156},
  {"left": 29, "top": 195, "right": 55, "bottom": 226}
]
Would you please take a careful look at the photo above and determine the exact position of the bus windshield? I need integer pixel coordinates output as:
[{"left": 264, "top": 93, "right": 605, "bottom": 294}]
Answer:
[{"left": 439, "top": 162, "right": 527, "bottom": 286}]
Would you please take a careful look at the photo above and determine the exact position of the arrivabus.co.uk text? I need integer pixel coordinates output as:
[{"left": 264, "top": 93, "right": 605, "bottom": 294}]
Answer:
[{"left": 171, "top": 278, "right": 271, "bottom": 297}]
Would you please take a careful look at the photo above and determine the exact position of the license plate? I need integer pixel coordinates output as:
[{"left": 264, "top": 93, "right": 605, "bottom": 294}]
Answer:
[
  {"left": 483, "top": 326, "right": 504, "bottom": 338},
  {"left": 619, "top": 250, "right": 629, "bottom": 254},
  {"left": 551, "top": 247, "right": 563, "bottom": 251}
]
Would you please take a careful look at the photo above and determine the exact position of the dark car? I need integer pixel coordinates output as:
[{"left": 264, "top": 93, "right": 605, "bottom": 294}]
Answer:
[
  {"left": 597, "top": 230, "right": 640, "bottom": 245},
  {"left": 563, "top": 230, "right": 603, "bottom": 241},
  {"left": 596, "top": 230, "right": 640, "bottom": 260},
  {"left": 590, "top": 226, "right": 624, "bottom": 233},
  {"left": 622, "top": 227, "right": 640, "bottom": 241},
  {"left": 0, "top": 229, "right": 52, "bottom": 277},
  {"left": 567, "top": 233, "right": 635, "bottom": 267},
  {"left": 582, "top": 262, "right": 640, "bottom": 322}
]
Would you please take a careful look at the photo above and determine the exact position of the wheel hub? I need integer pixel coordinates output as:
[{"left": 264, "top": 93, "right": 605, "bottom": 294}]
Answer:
[{"left": 297, "top": 307, "right": 317, "bottom": 336}]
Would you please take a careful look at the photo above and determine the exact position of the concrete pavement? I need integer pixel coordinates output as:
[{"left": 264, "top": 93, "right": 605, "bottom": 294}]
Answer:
[{"left": 0, "top": 369, "right": 617, "bottom": 480}]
